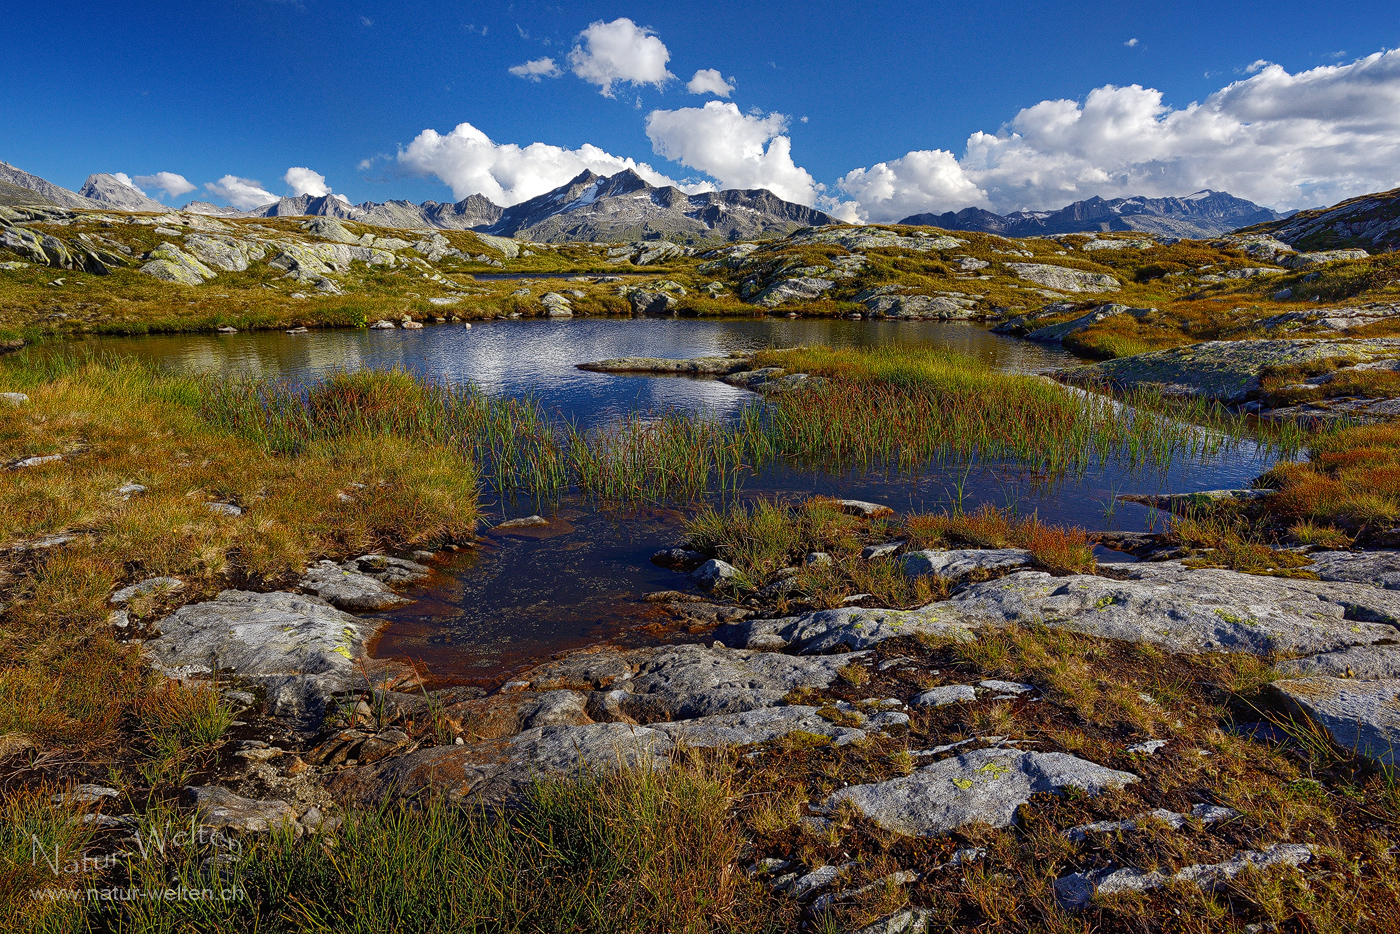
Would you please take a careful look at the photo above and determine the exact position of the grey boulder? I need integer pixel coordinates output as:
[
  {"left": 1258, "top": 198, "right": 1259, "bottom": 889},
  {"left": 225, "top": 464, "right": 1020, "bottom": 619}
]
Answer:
[
  {"left": 716, "top": 604, "right": 977, "bottom": 654},
  {"left": 947, "top": 562, "right": 1400, "bottom": 655},
  {"left": 299, "top": 560, "right": 411, "bottom": 611},
  {"left": 182, "top": 786, "right": 299, "bottom": 833},
  {"left": 902, "top": 548, "right": 1034, "bottom": 581},
  {"left": 1005, "top": 263, "right": 1120, "bottom": 293},
  {"left": 146, "top": 590, "right": 382, "bottom": 719}
]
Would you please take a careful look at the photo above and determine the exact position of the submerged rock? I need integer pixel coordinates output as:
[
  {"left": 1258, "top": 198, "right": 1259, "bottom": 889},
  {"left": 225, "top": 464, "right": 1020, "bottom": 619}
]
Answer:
[{"left": 826, "top": 748, "right": 1136, "bottom": 837}]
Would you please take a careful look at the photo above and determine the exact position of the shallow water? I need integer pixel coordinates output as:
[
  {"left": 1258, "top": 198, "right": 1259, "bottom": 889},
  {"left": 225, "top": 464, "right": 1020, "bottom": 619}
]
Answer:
[
  {"left": 85, "top": 317, "right": 1278, "bottom": 684},
  {"left": 88, "top": 316, "right": 1078, "bottom": 427}
]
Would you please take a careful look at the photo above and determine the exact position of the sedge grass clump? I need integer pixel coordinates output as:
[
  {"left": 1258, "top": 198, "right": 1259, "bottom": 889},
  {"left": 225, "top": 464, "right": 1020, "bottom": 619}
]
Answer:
[
  {"left": 746, "top": 345, "right": 1268, "bottom": 476},
  {"left": 0, "top": 353, "right": 481, "bottom": 752}
]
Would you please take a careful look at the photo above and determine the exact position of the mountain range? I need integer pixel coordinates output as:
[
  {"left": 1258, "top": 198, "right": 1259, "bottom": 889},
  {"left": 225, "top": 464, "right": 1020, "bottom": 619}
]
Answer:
[
  {"left": 5, "top": 157, "right": 1363, "bottom": 247},
  {"left": 900, "top": 190, "right": 1285, "bottom": 239}
]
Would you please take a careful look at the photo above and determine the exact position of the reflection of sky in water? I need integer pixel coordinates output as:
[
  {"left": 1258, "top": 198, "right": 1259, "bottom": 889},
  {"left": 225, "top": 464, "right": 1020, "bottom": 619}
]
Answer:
[
  {"left": 88, "top": 317, "right": 1276, "bottom": 514},
  {"left": 84, "top": 318, "right": 1280, "bottom": 683},
  {"left": 85, "top": 317, "right": 1078, "bottom": 426}
]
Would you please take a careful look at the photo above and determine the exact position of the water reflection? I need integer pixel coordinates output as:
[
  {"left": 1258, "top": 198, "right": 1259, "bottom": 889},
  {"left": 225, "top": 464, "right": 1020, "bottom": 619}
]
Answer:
[
  {"left": 80, "top": 318, "right": 1275, "bottom": 683},
  {"left": 84, "top": 317, "right": 1078, "bottom": 426}
]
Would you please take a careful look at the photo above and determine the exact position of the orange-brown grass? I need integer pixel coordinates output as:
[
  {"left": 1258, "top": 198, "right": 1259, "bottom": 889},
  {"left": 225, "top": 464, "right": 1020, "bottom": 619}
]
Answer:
[
  {"left": 733, "top": 621, "right": 1400, "bottom": 934},
  {"left": 686, "top": 498, "right": 1095, "bottom": 610},
  {"left": 1259, "top": 422, "right": 1400, "bottom": 535},
  {"left": 0, "top": 354, "right": 479, "bottom": 753},
  {"left": 903, "top": 503, "right": 1096, "bottom": 574}
]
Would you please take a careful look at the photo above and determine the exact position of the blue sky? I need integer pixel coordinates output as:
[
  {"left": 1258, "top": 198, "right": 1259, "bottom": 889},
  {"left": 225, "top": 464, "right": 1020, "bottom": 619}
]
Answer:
[{"left": 4, "top": 1, "right": 1398, "bottom": 219}]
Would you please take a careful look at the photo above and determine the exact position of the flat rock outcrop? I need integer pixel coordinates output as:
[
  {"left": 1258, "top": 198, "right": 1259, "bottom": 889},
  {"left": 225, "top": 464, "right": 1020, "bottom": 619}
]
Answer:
[
  {"left": 517, "top": 643, "right": 859, "bottom": 721},
  {"left": 716, "top": 605, "right": 978, "bottom": 654},
  {"left": 1273, "top": 677, "right": 1400, "bottom": 767},
  {"left": 826, "top": 748, "right": 1137, "bottom": 837},
  {"left": 946, "top": 563, "right": 1400, "bottom": 655},
  {"left": 1005, "top": 263, "right": 1121, "bottom": 293},
  {"left": 576, "top": 354, "right": 754, "bottom": 376},
  {"left": 723, "top": 555, "right": 1400, "bottom": 659}
]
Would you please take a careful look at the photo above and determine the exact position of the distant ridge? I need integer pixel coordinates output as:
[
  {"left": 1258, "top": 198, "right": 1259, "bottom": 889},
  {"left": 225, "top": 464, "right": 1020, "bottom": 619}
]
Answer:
[
  {"left": 1238, "top": 186, "right": 1400, "bottom": 254},
  {"left": 183, "top": 169, "right": 830, "bottom": 242},
  {"left": 0, "top": 160, "right": 106, "bottom": 209},
  {"left": 900, "top": 191, "right": 1283, "bottom": 239}
]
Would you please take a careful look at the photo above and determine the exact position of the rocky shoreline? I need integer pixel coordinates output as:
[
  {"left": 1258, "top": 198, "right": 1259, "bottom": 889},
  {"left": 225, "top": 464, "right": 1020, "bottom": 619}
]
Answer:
[
  {"left": 18, "top": 330, "right": 1400, "bottom": 929},
  {"left": 85, "top": 484, "right": 1399, "bottom": 925}
]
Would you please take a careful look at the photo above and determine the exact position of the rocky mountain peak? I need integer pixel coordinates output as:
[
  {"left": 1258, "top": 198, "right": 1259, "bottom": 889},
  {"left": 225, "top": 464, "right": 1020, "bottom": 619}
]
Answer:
[{"left": 77, "top": 174, "right": 166, "bottom": 212}]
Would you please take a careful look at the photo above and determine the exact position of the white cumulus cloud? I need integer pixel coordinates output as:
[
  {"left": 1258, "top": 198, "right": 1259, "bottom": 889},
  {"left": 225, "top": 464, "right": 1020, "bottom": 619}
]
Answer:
[
  {"left": 645, "top": 101, "right": 819, "bottom": 205},
  {"left": 567, "top": 18, "right": 673, "bottom": 97},
  {"left": 686, "top": 68, "right": 735, "bottom": 97},
  {"left": 509, "top": 57, "right": 563, "bottom": 81},
  {"left": 133, "top": 171, "right": 195, "bottom": 198},
  {"left": 837, "top": 150, "right": 991, "bottom": 221},
  {"left": 1125, "top": 38, "right": 1139, "bottom": 47},
  {"left": 284, "top": 166, "right": 333, "bottom": 197},
  {"left": 205, "top": 175, "right": 277, "bottom": 210},
  {"left": 396, "top": 121, "right": 691, "bottom": 205},
  {"left": 837, "top": 48, "right": 1400, "bottom": 220}
]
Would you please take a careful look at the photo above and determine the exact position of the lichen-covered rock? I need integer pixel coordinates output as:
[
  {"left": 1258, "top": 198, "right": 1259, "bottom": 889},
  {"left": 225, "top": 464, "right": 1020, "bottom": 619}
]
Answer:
[
  {"left": 1005, "top": 263, "right": 1121, "bottom": 293},
  {"left": 1054, "top": 844, "right": 1314, "bottom": 909},
  {"left": 146, "top": 590, "right": 382, "bottom": 719},
  {"left": 182, "top": 786, "right": 299, "bottom": 833},
  {"left": 947, "top": 563, "right": 1400, "bottom": 655},
  {"left": 140, "top": 242, "right": 216, "bottom": 285},
  {"left": 787, "top": 226, "right": 962, "bottom": 253},
  {"left": 826, "top": 749, "right": 1136, "bottom": 837},
  {"left": 752, "top": 276, "right": 835, "bottom": 307},
  {"left": 1306, "top": 550, "right": 1400, "bottom": 590},
  {"left": 299, "top": 560, "right": 411, "bottom": 611},
  {"left": 183, "top": 233, "right": 266, "bottom": 272},
  {"left": 901, "top": 548, "right": 1034, "bottom": 581},
  {"left": 716, "top": 605, "right": 977, "bottom": 654},
  {"left": 1273, "top": 677, "right": 1400, "bottom": 766},
  {"left": 519, "top": 643, "right": 858, "bottom": 722},
  {"left": 862, "top": 292, "right": 979, "bottom": 319},
  {"left": 691, "top": 558, "right": 741, "bottom": 592}
]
